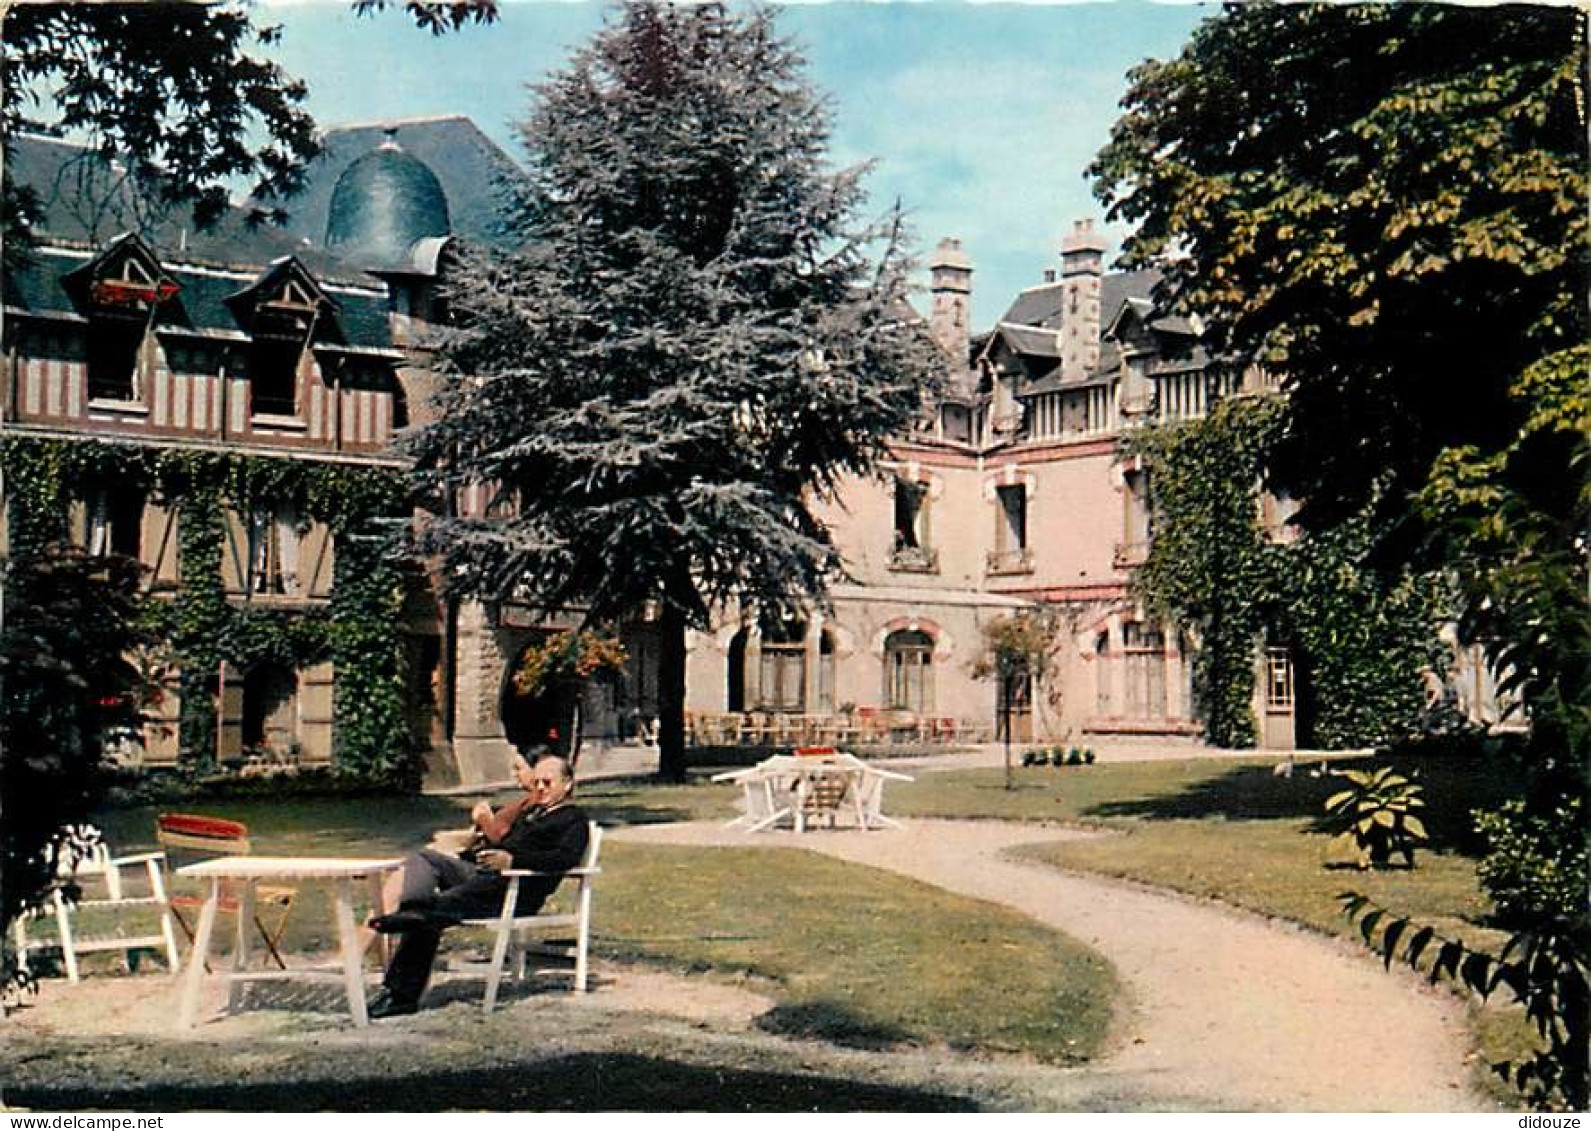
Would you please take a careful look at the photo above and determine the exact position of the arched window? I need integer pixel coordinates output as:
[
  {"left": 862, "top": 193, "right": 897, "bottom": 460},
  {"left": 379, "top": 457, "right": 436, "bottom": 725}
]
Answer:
[
  {"left": 759, "top": 616, "right": 806, "bottom": 713},
  {"left": 884, "top": 629, "right": 934, "bottom": 714},
  {"left": 726, "top": 628, "right": 748, "bottom": 713}
]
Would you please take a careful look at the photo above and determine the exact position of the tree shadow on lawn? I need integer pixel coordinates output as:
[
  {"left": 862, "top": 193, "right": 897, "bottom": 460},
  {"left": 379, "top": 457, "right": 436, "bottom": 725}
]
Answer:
[
  {"left": 582, "top": 801, "right": 706, "bottom": 827},
  {"left": 1081, "top": 756, "right": 1518, "bottom": 856},
  {"left": 9, "top": 1053, "right": 977, "bottom": 1112},
  {"left": 756, "top": 1000, "right": 917, "bottom": 1051}
]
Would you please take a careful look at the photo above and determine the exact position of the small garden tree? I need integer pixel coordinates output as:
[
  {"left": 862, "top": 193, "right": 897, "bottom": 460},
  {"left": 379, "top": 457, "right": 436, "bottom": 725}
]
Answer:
[
  {"left": 0, "top": 546, "right": 159, "bottom": 1003},
  {"left": 973, "top": 611, "right": 1063, "bottom": 790},
  {"left": 508, "top": 630, "right": 629, "bottom": 766},
  {"left": 407, "top": 0, "right": 941, "bottom": 782}
]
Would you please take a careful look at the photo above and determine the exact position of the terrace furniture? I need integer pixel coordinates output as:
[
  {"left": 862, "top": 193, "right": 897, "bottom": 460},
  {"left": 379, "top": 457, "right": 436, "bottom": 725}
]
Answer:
[
  {"left": 156, "top": 813, "right": 298, "bottom": 971},
  {"left": 714, "top": 750, "right": 914, "bottom": 833},
  {"left": 174, "top": 854, "right": 400, "bottom": 1029},
  {"left": 14, "top": 836, "right": 181, "bottom": 983},
  {"left": 696, "top": 712, "right": 745, "bottom": 745},
  {"left": 451, "top": 822, "right": 604, "bottom": 1012},
  {"left": 713, "top": 765, "right": 794, "bottom": 832}
]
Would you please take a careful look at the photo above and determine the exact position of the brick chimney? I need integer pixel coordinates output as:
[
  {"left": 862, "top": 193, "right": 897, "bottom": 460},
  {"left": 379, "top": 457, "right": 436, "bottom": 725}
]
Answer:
[
  {"left": 1059, "top": 218, "right": 1108, "bottom": 383},
  {"left": 928, "top": 237, "right": 973, "bottom": 364}
]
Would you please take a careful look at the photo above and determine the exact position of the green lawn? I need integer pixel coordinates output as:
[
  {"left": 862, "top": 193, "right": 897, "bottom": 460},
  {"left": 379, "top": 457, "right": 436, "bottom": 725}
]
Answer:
[
  {"left": 44, "top": 780, "right": 1114, "bottom": 1065},
  {"left": 891, "top": 755, "right": 1517, "bottom": 945},
  {"left": 599, "top": 842, "right": 1113, "bottom": 1059}
]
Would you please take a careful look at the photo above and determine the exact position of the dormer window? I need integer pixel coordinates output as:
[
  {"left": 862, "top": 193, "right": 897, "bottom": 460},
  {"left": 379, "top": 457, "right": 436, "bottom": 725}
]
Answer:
[
  {"left": 64, "top": 234, "right": 180, "bottom": 404},
  {"left": 86, "top": 317, "right": 146, "bottom": 402},
  {"left": 225, "top": 259, "right": 338, "bottom": 421},
  {"left": 248, "top": 335, "right": 304, "bottom": 417}
]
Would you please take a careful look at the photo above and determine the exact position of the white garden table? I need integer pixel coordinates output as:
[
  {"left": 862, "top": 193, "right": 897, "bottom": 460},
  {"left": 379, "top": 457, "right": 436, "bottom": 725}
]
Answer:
[
  {"left": 175, "top": 855, "right": 401, "bottom": 1029},
  {"left": 713, "top": 753, "right": 913, "bottom": 833}
]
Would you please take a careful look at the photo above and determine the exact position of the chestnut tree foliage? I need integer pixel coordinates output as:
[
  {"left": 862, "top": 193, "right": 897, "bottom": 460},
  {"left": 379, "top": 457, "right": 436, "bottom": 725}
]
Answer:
[
  {"left": 1092, "top": 4, "right": 1587, "bottom": 1105},
  {"left": 406, "top": 1, "right": 940, "bottom": 781}
]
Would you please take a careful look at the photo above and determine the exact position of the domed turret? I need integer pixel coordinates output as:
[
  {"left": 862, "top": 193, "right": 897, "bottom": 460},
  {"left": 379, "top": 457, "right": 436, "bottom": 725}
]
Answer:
[{"left": 324, "top": 128, "right": 451, "bottom": 271}]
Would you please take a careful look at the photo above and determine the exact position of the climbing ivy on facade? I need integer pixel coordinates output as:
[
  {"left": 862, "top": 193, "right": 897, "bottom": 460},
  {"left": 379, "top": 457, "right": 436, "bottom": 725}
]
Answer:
[
  {"left": 0, "top": 436, "right": 414, "bottom": 783},
  {"left": 1124, "top": 396, "right": 1448, "bottom": 749}
]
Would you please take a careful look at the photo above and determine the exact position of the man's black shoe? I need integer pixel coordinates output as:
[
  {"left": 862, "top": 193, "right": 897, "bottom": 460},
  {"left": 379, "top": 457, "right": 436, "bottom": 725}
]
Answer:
[
  {"left": 369, "top": 909, "right": 431, "bottom": 933},
  {"left": 367, "top": 989, "right": 419, "bottom": 1020}
]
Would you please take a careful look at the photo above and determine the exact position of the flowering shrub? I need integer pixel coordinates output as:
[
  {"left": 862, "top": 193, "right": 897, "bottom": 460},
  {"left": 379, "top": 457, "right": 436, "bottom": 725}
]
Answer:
[{"left": 510, "top": 630, "right": 628, "bottom": 697}]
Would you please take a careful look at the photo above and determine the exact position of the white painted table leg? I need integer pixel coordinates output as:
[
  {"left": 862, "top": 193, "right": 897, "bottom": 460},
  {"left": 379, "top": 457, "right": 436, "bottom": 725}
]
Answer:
[
  {"left": 332, "top": 879, "right": 369, "bottom": 1027},
  {"left": 228, "top": 879, "right": 255, "bottom": 1011},
  {"left": 177, "top": 880, "right": 221, "bottom": 1029}
]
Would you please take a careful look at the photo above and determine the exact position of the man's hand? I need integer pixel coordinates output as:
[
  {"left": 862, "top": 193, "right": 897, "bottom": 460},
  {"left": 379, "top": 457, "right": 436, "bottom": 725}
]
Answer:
[
  {"left": 477, "top": 848, "right": 512, "bottom": 871},
  {"left": 470, "top": 801, "right": 493, "bottom": 828}
]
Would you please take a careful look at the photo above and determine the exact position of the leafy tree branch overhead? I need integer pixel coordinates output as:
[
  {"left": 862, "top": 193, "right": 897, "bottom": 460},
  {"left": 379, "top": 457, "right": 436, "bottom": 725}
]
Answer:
[
  {"left": 1090, "top": 3, "right": 1587, "bottom": 535},
  {"left": 0, "top": 0, "right": 499, "bottom": 254}
]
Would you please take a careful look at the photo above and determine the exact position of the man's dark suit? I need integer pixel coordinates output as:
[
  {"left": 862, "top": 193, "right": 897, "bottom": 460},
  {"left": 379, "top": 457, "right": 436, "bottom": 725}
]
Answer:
[{"left": 383, "top": 802, "right": 590, "bottom": 1005}]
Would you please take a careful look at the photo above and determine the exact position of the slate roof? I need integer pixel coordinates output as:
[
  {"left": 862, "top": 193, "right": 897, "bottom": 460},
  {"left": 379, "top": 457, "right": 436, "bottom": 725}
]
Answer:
[
  {"left": 6, "top": 135, "right": 399, "bottom": 351},
  {"left": 7, "top": 246, "right": 394, "bottom": 352},
  {"left": 988, "top": 265, "right": 1205, "bottom": 388},
  {"left": 994, "top": 322, "right": 1062, "bottom": 359},
  {"left": 997, "top": 268, "right": 1165, "bottom": 333},
  {"left": 277, "top": 116, "right": 526, "bottom": 252},
  {"left": 325, "top": 137, "right": 452, "bottom": 272},
  {"left": 8, "top": 135, "right": 352, "bottom": 279},
  {"left": 1000, "top": 281, "right": 1065, "bottom": 329}
]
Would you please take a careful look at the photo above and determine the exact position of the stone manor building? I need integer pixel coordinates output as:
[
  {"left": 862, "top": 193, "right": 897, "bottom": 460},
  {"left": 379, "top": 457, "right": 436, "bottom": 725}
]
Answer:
[{"left": 3, "top": 115, "right": 1507, "bottom": 788}]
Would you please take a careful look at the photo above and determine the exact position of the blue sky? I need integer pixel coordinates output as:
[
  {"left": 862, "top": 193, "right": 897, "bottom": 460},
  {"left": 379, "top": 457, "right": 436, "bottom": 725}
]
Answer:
[{"left": 258, "top": 1, "right": 1207, "bottom": 327}]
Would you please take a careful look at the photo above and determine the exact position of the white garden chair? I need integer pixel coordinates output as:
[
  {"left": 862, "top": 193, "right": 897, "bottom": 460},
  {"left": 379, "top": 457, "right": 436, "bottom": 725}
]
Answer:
[
  {"left": 15, "top": 836, "right": 181, "bottom": 983},
  {"left": 453, "top": 821, "right": 603, "bottom": 1013}
]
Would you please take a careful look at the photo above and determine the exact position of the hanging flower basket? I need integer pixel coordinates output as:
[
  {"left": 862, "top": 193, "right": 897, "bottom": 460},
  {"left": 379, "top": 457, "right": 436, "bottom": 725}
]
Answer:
[{"left": 510, "top": 630, "right": 628, "bottom": 699}]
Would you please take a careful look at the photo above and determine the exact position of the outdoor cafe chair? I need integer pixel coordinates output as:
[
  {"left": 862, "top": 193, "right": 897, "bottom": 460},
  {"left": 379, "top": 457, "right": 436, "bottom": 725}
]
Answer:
[{"left": 155, "top": 813, "right": 297, "bottom": 970}]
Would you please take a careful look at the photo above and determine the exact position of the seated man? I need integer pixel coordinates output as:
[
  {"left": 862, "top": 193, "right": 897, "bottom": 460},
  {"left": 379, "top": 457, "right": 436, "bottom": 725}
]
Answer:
[{"left": 366, "top": 749, "right": 590, "bottom": 1018}]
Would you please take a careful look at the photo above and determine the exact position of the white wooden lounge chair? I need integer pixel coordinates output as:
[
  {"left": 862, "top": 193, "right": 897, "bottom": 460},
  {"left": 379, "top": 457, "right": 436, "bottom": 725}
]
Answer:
[
  {"left": 15, "top": 835, "right": 181, "bottom": 983},
  {"left": 453, "top": 821, "right": 603, "bottom": 1013}
]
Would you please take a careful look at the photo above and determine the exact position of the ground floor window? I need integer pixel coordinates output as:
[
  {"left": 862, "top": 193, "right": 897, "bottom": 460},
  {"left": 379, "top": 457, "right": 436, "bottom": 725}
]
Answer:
[
  {"left": 242, "top": 661, "right": 299, "bottom": 758},
  {"left": 1123, "top": 622, "right": 1167, "bottom": 718},
  {"left": 1265, "top": 647, "right": 1294, "bottom": 711},
  {"left": 885, "top": 629, "right": 934, "bottom": 714},
  {"left": 730, "top": 619, "right": 835, "bottom": 714},
  {"left": 816, "top": 630, "right": 835, "bottom": 714}
]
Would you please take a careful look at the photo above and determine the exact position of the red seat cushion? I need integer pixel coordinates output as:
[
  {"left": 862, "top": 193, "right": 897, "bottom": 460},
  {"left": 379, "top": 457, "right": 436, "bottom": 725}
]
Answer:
[{"left": 158, "top": 813, "right": 249, "bottom": 840}]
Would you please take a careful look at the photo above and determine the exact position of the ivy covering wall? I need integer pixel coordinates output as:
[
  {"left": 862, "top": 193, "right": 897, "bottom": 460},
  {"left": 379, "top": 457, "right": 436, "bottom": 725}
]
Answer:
[
  {"left": 0, "top": 436, "right": 416, "bottom": 783},
  {"left": 1124, "top": 396, "right": 1448, "bottom": 749}
]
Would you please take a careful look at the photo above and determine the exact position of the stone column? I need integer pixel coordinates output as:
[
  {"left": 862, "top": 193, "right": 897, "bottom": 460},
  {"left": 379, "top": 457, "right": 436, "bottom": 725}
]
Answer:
[{"left": 448, "top": 599, "right": 518, "bottom": 786}]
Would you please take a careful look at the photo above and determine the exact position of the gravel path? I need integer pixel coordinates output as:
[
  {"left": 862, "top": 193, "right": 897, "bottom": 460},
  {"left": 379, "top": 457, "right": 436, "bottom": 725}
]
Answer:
[{"left": 615, "top": 818, "right": 1487, "bottom": 1112}]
